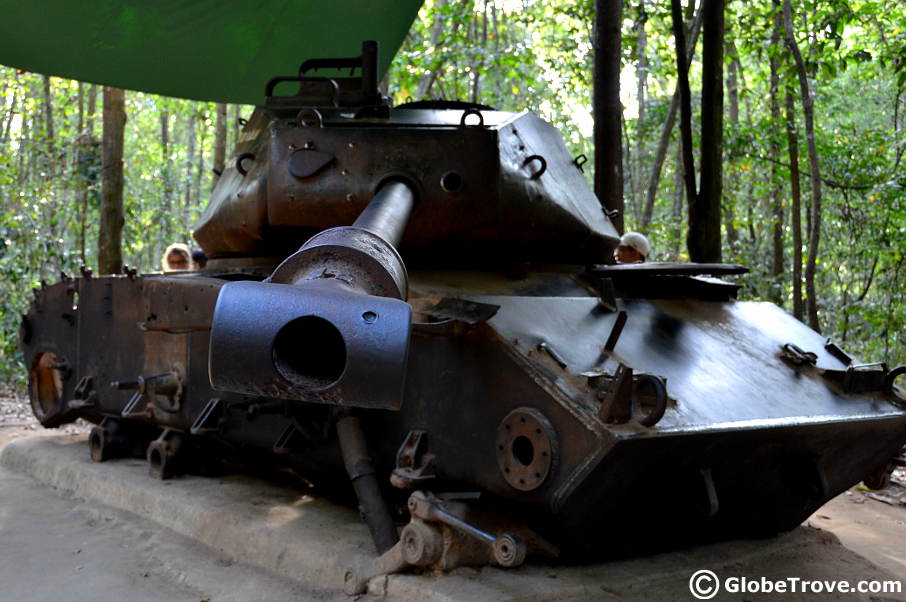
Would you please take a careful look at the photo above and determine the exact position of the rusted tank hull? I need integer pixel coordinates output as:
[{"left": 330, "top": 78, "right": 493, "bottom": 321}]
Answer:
[{"left": 21, "top": 268, "right": 906, "bottom": 559}]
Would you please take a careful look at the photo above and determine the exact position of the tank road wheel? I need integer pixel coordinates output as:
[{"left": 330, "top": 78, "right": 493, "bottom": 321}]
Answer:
[
  {"left": 147, "top": 440, "right": 173, "bottom": 480},
  {"left": 89, "top": 426, "right": 109, "bottom": 462},
  {"left": 88, "top": 421, "right": 134, "bottom": 463},
  {"left": 147, "top": 431, "right": 184, "bottom": 480}
]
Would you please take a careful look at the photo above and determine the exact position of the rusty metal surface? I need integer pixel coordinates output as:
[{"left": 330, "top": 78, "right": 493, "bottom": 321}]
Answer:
[
  {"left": 196, "top": 101, "right": 619, "bottom": 265},
  {"left": 210, "top": 180, "right": 415, "bottom": 409},
  {"left": 209, "top": 280, "right": 411, "bottom": 408},
  {"left": 463, "top": 292, "right": 904, "bottom": 429},
  {"left": 21, "top": 263, "right": 906, "bottom": 566}
]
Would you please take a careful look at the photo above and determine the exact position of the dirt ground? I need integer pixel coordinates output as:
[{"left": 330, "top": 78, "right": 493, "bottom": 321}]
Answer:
[
  {"left": 1, "top": 389, "right": 904, "bottom": 600},
  {"left": 0, "top": 389, "right": 365, "bottom": 601}
]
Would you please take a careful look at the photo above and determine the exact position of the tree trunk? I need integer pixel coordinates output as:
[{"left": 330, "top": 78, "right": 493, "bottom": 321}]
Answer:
[
  {"left": 1, "top": 88, "right": 17, "bottom": 145},
  {"left": 690, "top": 0, "right": 725, "bottom": 263},
  {"left": 769, "top": 0, "right": 784, "bottom": 304},
  {"left": 17, "top": 106, "right": 29, "bottom": 183},
  {"left": 87, "top": 84, "right": 98, "bottom": 134},
  {"left": 785, "top": 89, "right": 804, "bottom": 320},
  {"left": 622, "top": 112, "right": 637, "bottom": 219},
  {"left": 98, "top": 87, "right": 126, "bottom": 275},
  {"left": 670, "top": 0, "right": 697, "bottom": 221},
  {"left": 594, "top": 0, "right": 624, "bottom": 234},
  {"left": 76, "top": 133, "right": 98, "bottom": 268},
  {"left": 160, "top": 109, "right": 173, "bottom": 227},
  {"left": 894, "top": 78, "right": 904, "bottom": 170},
  {"left": 160, "top": 111, "right": 170, "bottom": 161},
  {"left": 783, "top": 0, "right": 823, "bottom": 332},
  {"left": 77, "top": 82, "right": 85, "bottom": 133},
  {"left": 670, "top": 136, "right": 685, "bottom": 259},
  {"left": 41, "top": 75, "right": 55, "bottom": 175},
  {"left": 491, "top": 1, "right": 502, "bottom": 100},
  {"left": 229, "top": 104, "right": 240, "bottom": 149},
  {"left": 416, "top": 0, "right": 449, "bottom": 99},
  {"left": 212, "top": 103, "right": 227, "bottom": 189},
  {"left": 192, "top": 122, "right": 207, "bottom": 237},
  {"left": 723, "top": 36, "right": 741, "bottom": 250},
  {"left": 726, "top": 42, "right": 739, "bottom": 124},
  {"left": 470, "top": 2, "right": 488, "bottom": 105},
  {"left": 42, "top": 75, "right": 54, "bottom": 143},
  {"left": 183, "top": 113, "right": 196, "bottom": 221},
  {"left": 634, "top": 0, "right": 648, "bottom": 212}
]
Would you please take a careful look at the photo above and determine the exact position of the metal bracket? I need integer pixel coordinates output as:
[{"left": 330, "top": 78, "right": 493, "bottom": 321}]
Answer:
[
  {"left": 596, "top": 363, "right": 634, "bottom": 423},
  {"left": 780, "top": 343, "right": 818, "bottom": 366},
  {"left": 537, "top": 340, "right": 568, "bottom": 369},
  {"left": 190, "top": 398, "right": 225, "bottom": 435},
  {"left": 67, "top": 375, "right": 97, "bottom": 409},
  {"left": 781, "top": 342, "right": 906, "bottom": 398},
  {"left": 591, "top": 364, "right": 669, "bottom": 427},
  {"left": 112, "top": 365, "right": 184, "bottom": 419},
  {"left": 344, "top": 490, "right": 534, "bottom": 595},
  {"left": 391, "top": 430, "right": 436, "bottom": 489}
]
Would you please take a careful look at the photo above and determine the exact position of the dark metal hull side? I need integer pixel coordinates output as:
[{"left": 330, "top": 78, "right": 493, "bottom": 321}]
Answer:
[{"left": 20, "top": 272, "right": 906, "bottom": 558}]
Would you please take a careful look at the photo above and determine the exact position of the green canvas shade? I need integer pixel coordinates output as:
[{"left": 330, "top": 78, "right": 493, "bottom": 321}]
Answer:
[{"left": 0, "top": 0, "right": 423, "bottom": 104}]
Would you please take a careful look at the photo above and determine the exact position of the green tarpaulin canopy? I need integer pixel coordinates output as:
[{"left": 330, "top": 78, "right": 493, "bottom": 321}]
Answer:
[{"left": 0, "top": 0, "right": 423, "bottom": 104}]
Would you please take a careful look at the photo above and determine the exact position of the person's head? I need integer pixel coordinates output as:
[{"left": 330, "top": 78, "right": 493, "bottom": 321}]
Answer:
[
  {"left": 614, "top": 232, "right": 650, "bottom": 264},
  {"left": 162, "top": 243, "right": 191, "bottom": 271},
  {"left": 191, "top": 248, "right": 208, "bottom": 270}
]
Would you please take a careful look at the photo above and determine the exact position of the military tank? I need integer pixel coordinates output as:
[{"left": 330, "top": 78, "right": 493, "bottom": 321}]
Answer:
[{"left": 20, "top": 42, "right": 906, "bottom": 587}]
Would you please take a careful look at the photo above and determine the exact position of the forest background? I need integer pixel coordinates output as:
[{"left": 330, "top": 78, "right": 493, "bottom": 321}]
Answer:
[{"left": 0, "top": 0, "right": 903, "bottom": 383}]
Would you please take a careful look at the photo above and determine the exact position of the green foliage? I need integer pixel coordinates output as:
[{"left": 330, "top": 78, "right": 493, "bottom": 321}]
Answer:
[{"left": 0, "top": 72, "right": 253, "bottom": 383}]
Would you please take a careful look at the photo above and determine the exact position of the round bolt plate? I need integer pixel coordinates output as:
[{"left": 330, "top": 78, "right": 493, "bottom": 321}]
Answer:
[{"left": 495, "top": 407, "right": 558, "bottom": 491}]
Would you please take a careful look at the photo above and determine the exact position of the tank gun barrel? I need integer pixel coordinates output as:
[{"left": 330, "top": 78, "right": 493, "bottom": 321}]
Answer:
[
  {"left": 208, "top": 178, "right": 415, "bottom": 410},
  {"left": 352, "top": 180, "right": 415, "bottom": 248}
]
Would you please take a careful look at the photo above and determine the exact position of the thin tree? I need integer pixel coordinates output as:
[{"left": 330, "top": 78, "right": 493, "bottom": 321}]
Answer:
[
  {"left": 0, "top": 73, "right": 17, "bottom": 144},
  {"left": 594, "top": 0, "right": 624, "bottom": 234},
  {"left": 634, "top": 0, "right": 648, "bottom": 215},
  {"left": 227, "top": 104, "right": 238, "bottom": 149},
  {"left": 640, "top": 9, "right": 702, "bottom": 232},
  {"left": 77, "top": 82, "right": 84, "bottom": 133},
  {"left": 670, "top": 0, "right": 697, "bottom": 231},
  {"left": 769, "top": 0, "right": 784, "bottom": 304},
  {"left": 723, "top": 36, "right": 741, "bottom": 250},
  {"left": 212, "top": 102, "right": 227, "bottom": 189},
  {"left": 98, "top": 87, "right": 126, "bottom": 274},
  {"left": 783, "top": 0, "right": 822, "bottom": 331},
  {"left": 77, "top": 84, "right": 99, "bottom": 267},
  {"left": 670, "top": 136, "right": 685, "bottom": 259},
  {"left": 183, "top": 112, "right": 197, "bottom": 235},
  {"left": 86, "top": 84, "right": 98, "bottom": 133},
  {"left": 785, "top": 88, "right": 804, "bottom": 320},
  {"left": 41, "top": 75, "right": 59, "bottom": 274},
  {"left": 691, "top": 0, "right": 725, "bottom": 263},
  {"left": 41, "top": 75, "right": 54, "bottom": 147}
]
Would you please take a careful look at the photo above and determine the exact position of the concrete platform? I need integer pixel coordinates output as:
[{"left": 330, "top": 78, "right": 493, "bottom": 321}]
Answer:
[{"left": 2, "top": 435, "right": 904, "bottom": 601}]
